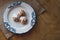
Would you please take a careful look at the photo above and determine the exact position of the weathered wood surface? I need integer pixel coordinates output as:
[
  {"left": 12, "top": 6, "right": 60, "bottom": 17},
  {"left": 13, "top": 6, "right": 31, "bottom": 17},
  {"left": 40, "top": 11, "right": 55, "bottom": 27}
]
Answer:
[{"left": 0, "top": 0, "right": 60, "bottom": 40}]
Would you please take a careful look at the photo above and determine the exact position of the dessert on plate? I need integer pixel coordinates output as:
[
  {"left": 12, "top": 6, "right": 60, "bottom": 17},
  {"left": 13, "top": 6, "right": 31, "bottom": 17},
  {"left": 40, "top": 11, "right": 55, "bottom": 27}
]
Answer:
[
  {"left": 19, "top": 16, "right": 27, "bottom": 24},
  {"left": 12, "top": 14, "right": 19, "bottom": 22},
  {"left": 17, "top": 9, "right": 25, "bottom": 17},
  {"left": 12, "top": 9, "right": 28, "bottom": 25}
]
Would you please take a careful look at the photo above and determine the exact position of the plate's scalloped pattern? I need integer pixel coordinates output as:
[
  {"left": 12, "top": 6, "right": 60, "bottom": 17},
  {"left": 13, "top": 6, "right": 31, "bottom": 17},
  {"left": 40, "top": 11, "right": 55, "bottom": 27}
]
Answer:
[
  {"left": 8, "top": 1, "right": 22, "bottom": 8},
  {"left": 4, "top": 22, "right": 16, "bottom": 33},
  {"left": 31, "top": 12, "right": 36, "bottom": 26}
]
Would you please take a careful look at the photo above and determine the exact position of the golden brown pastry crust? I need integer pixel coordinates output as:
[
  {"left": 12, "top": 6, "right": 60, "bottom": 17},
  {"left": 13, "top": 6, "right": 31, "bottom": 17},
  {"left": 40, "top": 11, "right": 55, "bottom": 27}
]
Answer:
[
  {"left": 12, "top": 17, "right": 19, "bottom": 22},
  {"left": 17, "top": 9, "right": 25, "bottom": 17},
  {"left": 19, "top": 16, "right": 27, "bottom": 24}
]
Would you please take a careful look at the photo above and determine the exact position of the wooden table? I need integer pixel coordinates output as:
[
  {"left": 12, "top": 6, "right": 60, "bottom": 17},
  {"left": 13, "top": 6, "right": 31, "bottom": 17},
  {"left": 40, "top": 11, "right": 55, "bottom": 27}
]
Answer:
[{"left": 0, "top": 0, "right": 60, "bottom": 40}]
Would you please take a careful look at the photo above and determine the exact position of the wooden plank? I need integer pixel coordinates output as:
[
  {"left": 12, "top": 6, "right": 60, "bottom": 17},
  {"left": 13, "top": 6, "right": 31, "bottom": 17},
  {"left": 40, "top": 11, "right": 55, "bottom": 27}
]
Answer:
[{"left": 0, "top": 30, "right": 6, "bottom": 40}]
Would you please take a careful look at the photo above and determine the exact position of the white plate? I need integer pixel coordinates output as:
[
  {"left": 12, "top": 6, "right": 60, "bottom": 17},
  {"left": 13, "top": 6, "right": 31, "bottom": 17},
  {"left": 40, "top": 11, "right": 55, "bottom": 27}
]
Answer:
[{"left": 3, "top": 1, "right": 36, "bottom": 34}]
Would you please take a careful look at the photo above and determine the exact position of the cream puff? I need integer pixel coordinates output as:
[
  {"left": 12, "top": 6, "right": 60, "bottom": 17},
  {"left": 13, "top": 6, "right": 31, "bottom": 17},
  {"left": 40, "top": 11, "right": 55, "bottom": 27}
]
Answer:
[
  {"left": 19, "top": 16, "right": 27, "bottom": 24},
  {"left": 17, "top": 9, "right": 25, "bottom": 17},
  {"left": 12, "top": 14, "right": 19, "bottom": 22}
]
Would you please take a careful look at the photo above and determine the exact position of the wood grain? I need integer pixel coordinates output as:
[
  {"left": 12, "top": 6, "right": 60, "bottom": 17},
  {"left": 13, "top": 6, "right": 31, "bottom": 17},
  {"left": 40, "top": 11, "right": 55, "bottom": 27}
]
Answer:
[
  {"left": 0, "top": 0, "right": 60, "bottom": 40},
  {"left": 0, "top": 30, "right": 6, "bottom": 40}
]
